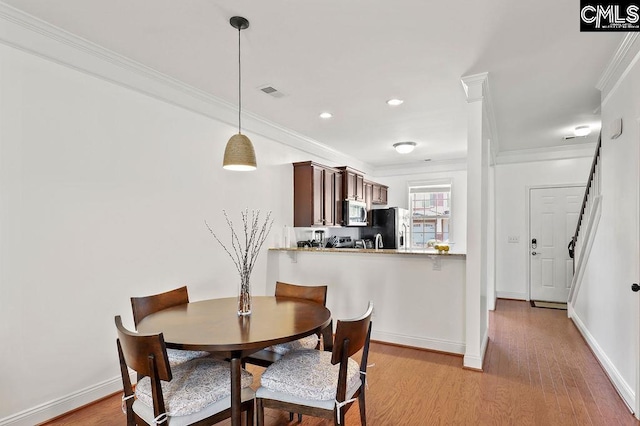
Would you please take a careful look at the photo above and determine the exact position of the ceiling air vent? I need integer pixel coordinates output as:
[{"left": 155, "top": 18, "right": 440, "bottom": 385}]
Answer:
[{"left": 258, "top": 85, "right": 286, "bottom": 98}]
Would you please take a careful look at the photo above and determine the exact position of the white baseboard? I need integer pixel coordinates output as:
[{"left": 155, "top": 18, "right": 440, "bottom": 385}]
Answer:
[
  {"left": 496, "top": 291, "right": 528, "bottom": 301},
  {"left": 463, "top": 328, "right": 489, "bottom": 370},
  {"left": 0, "top": 376, "right": 123, "bottom": 426},
  {"left": 570, "top": 311, "right": 636, "bottom": 412},
  {"left": 372, "top": 330, "right": 465, "bottom": 355}
]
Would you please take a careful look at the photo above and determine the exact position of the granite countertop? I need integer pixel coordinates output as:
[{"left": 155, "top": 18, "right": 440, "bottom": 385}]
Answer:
[{"left": 269, "top": 247, "right": 466, "bottom": 258}]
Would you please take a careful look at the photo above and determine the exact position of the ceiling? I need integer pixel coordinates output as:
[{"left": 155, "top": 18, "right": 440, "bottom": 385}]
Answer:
[{"left": 3, "top": 0, "right": 623, "bottom": 168}]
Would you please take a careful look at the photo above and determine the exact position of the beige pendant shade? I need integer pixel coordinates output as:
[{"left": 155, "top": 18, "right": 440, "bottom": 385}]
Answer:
[
  {"left": 223, "top": 133, "right": 257, "bottom": 171},
  {"left": 223, "top": 16, "right": 257, "bottom": 171}
]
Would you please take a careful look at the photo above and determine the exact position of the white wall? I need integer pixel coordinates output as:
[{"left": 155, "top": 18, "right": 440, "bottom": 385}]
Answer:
[
  {"left": 0, "top": 42, "right": 367, "bottom": 424},
  {"left": 494, "top": 157, "right": 592, "bottom": 299},
  {"left": 571, "top": 46, "right": 640, "bottom": 410}
]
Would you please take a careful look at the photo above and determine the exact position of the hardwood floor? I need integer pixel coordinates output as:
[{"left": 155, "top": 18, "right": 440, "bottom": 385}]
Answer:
[{"left": 42, "top": 299, "right": 639, "bottom": 425}]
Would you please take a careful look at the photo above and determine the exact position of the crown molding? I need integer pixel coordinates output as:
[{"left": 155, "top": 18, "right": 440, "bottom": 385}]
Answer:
[
  {"left": 596, "top": 33, "right": 640, "bottom": 105},
  {"left": 0, "top": 2, "right": 370, "bottom": 173},
  {"left": 495, "top": 142, "right": 596, "bottom": 165},
  {"left": 372, "top": 158, "right": 468, "bottom": 177},
  {"left": 0, "top": 3, "right": 597, "bottom": 176}
]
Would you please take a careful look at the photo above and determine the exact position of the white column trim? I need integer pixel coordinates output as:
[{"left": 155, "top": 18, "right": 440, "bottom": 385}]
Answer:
[
  {"left": 462, "top": 73, "right": 499, "bottom": 165},
  {"left": 461, "top": 71, "right": 491, "bottom": 370}
]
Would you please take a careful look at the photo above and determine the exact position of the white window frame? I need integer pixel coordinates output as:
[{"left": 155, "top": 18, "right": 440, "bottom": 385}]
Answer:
[{"left": 407, "top": 179, "right": 453, "bottom": 249}]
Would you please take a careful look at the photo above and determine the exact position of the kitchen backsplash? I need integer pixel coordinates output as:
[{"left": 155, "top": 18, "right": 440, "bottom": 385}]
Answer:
[
  {"left": 293, "top": 227, "right": 360, "bottom": 245},
  {"left": 272, "top": 226, "right": 371, "bottom": 248}
]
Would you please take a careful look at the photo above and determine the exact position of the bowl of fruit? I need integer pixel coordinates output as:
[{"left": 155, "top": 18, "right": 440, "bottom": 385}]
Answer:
[{"left": 426, "top": 239, "right": 452, "bottom": 254}]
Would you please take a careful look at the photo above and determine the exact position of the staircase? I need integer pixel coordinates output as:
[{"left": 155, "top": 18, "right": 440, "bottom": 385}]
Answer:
[{"left": 568, "top": 134, "right": 602, "bottom": 307}]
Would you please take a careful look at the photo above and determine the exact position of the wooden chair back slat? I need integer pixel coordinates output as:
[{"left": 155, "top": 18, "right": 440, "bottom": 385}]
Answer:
[
  {"left": 275, "top": 281, "right": 327, "bottom": 306},
  {"left": 115, "top": 315, "right": 172, "bottom": 382},
  {"left": 331, "top": 302, "right": 373, "bottom": 365},
  {"left": 131, "top": 286, "right": 189, "bottom": 327}
]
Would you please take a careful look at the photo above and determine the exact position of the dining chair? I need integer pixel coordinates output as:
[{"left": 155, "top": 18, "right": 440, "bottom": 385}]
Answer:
[
  {"left": 115, "top": 315, "right": 255, "bottom": 426},
  {"left": 131, "top": 286, "right": 210, "bottom": 367},
  {"left": 243, "top": 281, "right": 333, "bottom": 368},
  {"left": 255, "top": 302, "right": 373, "bottom": 426}
]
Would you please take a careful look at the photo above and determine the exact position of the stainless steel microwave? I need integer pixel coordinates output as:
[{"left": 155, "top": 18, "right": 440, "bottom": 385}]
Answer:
[{"left": 342, "top": 200, "right": 368, "bottom": 226}]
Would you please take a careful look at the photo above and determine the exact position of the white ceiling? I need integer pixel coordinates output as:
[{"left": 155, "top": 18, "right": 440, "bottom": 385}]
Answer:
[{"left": 3, "top": 0, "right": 623, "bottom": 168}]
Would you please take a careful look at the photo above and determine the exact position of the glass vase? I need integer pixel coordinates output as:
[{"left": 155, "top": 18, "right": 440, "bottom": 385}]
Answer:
[{"left": 238, "top": 272, "right": 252, "bottom": 316}]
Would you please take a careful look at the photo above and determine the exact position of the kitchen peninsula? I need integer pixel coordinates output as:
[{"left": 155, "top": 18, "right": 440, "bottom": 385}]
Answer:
[{"left": 266, "top": 247, "right": 467, "bottom": 355}]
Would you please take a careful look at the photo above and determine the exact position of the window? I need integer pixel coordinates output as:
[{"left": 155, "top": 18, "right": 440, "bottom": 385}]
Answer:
[{"left": 409, "top": 183, "right": 451, "bottom": 248}]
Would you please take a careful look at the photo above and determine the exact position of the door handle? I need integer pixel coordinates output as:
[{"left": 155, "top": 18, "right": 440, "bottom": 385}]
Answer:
[
  {"left": 531, "top": 251, "right": 537, "bottom": 256},
  {"left": 632, "top": 283, "right": 640, "bottom": 292}
]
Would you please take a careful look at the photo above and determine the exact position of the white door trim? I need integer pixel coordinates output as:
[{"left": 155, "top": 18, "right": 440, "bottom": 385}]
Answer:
[
  {"left": 635, "top": 118, "right": 640, "bottom": 419},
  {"left": 525, "top": 183, "right": 586, "bottom": 301}
]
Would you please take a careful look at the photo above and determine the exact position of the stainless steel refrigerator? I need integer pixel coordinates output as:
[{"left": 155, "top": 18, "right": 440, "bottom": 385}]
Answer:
[{"left": 366, "top": 207, "right": 411, "bottom": 249}]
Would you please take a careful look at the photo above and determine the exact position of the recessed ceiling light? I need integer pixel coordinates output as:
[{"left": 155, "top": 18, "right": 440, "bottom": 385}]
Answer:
[
  {"left": 574, "top": 125, "right": 591, "bottom": 137},
  {"left": 393, "top": 141, "right": 417, "bottom": 154},
  {"left": 319, "top": 112, "right": 333, "bottom": 119},
  {"left": 386, "top": 99, "right": 404, "bottom": 106}
]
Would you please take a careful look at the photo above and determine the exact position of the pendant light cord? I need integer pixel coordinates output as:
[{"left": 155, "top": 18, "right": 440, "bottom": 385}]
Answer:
[{"left": 238, "top": 26, "right": 242, "bottom": 134}]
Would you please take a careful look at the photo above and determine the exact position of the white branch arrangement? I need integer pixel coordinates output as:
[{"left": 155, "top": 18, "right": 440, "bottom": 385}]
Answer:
[{"left": 205, "top": 209, "right": 274, "bottom": 291}]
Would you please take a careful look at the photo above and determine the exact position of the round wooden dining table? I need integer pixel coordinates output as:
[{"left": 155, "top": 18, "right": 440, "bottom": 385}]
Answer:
[{"left": 136, "top": 296, "right": 332, "bottom": 426}]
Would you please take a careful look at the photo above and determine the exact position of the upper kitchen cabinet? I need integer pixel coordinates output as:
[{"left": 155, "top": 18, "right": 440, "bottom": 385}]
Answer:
[
  {"left": 365, "top": 180, "right": 388, "bottom": 206},
  {"left": 293, "top": 162, "right": 342, "bottom": 227},
  {"left": 372, "top": 182, "right": 388, "bottom": 205},
  {"left": 337, "top": 166, "right": 364, "bottom": 201},
  {"left": 363, "top": 180, "right": 374, "bottom": 211}
]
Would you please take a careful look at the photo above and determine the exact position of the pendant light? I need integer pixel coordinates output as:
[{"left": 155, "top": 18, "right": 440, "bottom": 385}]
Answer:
[{"left": 223, "top": 16, "right": 257, "bottom": 171}]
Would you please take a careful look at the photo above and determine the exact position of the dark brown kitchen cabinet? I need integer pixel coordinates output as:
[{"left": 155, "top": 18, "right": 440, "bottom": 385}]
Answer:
[
  {"left": 337, "top": 166, "right": 364, "bottom": 201},
  {"left": 363, "top": 180, "right": 373, "bottom": 211},
  {"left": 333, "top": 171, "right": 343, "bottom": 224},
  {"left": 372, "top": 183, "right": 388, "bottom": 205},
  {"left": 363, "top": 180, "right": 373, "bottom": 223},
  {"left": 293, "top": 162, "right": 341, "bottom": 227}
]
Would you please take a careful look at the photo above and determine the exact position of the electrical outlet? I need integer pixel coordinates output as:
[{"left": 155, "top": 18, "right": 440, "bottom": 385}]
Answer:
[{"left": 508, "top": 236, "right": 520, "bottom": 243}]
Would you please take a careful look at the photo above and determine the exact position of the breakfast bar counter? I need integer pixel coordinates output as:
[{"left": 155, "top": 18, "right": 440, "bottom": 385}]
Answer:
[
  {"left": 269, "top": 247, "right": 466, "bottom": 258},
  {"left": 266, "top": 247, "right": 466, "bottom": 355}
]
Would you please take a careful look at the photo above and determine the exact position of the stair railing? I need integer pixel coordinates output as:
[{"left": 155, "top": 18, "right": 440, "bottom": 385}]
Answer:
[
  {"left": 570, "top": 133, "right": 602, "bottom": 270},
  {"left": 567, "top": 133, "right": 602, "bottom": 308}
]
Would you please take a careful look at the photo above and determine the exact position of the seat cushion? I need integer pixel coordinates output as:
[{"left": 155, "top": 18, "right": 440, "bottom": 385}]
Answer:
[
  {"left": 135, "top": 357, "right": 253, "bottom": 416},
  {"left": 267, "top": 334, "right": 319, "bottom": 355},
  {"left": 134, "top": 387, "right": 255, "bottom": 426},
  {"left": 259, "top": 350, "right": 361, "bottom": 401},
  {"left": 166, "top": 348, "right": 210, "bottom": 367}
]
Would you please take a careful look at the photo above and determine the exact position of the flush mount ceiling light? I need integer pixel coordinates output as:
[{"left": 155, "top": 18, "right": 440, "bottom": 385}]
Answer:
[
  {"left": 574, "top": 125, "right": 592, "bottom": 137},
  {"left": 387, "top": 99, "right": 404, "bottom": 106},
  {"left": 223, "top": 16, "right": 257, "bottom": 171},
  {"left": 393, "top": 141, "right": 417, "bottom": 154},
  {"left": 319, "top": 112, "right": 333, "bottom": 119}
]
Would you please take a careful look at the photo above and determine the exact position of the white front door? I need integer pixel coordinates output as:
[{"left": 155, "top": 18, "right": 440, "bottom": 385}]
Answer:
[{"left": 529, "top": 186, "right": 584, "bottom": 302}]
